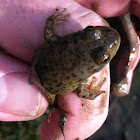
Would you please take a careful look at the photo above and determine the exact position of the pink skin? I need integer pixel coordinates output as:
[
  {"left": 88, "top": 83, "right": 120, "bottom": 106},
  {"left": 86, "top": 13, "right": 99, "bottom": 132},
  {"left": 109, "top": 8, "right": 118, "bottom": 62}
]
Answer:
[
  {"left": 74, "top": 0, "right": 131, "bottom": 17},
  {"left": 0, "top": 0, "right": 139, "bottom": 140}
]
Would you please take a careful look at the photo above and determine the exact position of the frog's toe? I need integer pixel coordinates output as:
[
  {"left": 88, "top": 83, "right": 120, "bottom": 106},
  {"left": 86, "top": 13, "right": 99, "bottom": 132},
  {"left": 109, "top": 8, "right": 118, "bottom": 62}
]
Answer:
[
  {"left": 77, "top": 89, "right": 105, "bottom": 100},
  {"left": 77, "top": 77, "right": 106, "bottom": 100},
  {"left": 55, "top": 8, "right": 67, "bottom": 19},
  {"left": 48, "top": 8, "right": 68, "bottom": 24}
]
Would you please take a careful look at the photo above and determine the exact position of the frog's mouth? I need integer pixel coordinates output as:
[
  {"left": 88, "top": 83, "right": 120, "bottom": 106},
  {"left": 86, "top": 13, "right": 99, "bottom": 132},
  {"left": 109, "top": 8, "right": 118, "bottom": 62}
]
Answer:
[{"left": 106, "top": 14, "right": 140, "bottom": 96}]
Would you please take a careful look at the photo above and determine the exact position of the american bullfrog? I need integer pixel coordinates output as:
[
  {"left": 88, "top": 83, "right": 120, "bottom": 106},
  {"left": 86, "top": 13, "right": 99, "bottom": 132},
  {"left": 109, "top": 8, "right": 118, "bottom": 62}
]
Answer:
[{"left": 29, "top": 8, "right": 121, "bottom": 105}]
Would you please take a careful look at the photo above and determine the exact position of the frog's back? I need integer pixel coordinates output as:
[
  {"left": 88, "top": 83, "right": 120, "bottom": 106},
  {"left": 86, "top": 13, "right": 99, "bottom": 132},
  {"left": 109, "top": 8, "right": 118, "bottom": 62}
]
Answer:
[
  {"left": 33, "top": 26, "right": 120, "bottom": 95},
  {"left": 33, "top": 36, "right": 96, "bottom": 95}
]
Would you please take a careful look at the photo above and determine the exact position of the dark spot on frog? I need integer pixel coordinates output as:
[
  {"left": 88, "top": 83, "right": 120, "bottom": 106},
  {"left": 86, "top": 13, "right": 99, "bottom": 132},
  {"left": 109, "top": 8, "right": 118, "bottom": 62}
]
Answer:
[
  {"left": 72, "top": 73, "right": 77, "bottom": 78},
  {"left": 54, "top": 89, "right": 59, "bottom": 93},
  {"left": 66, "top": 76, "right": 70, "bottom": 79},
  {"left": 74, "top": 40, "right": 78, "bottom": 45},
  {"left": 53, "top": 79, "right": 58, "bottom": 83},
  {"left": 48, "top": 87, "right": 53, "bottom": 91},
  {"left": 56, "top": 83, "right": 62, "bottom": 87}
]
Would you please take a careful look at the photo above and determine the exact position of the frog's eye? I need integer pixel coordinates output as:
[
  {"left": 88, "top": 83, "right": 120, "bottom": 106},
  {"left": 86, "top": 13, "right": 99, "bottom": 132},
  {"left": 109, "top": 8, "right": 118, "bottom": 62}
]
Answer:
[
  {"left": 91, "top": 48, "right": 110, "bottom": 64},
  {"left": 100, "top": 52, "right": 110, "bottom": 63}
]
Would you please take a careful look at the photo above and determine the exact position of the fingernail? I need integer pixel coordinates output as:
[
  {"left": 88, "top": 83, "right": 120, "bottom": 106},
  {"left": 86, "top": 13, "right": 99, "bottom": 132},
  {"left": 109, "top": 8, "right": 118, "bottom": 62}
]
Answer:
[{"left": 0, "top": 73, "right": 41, "bottom": 117}]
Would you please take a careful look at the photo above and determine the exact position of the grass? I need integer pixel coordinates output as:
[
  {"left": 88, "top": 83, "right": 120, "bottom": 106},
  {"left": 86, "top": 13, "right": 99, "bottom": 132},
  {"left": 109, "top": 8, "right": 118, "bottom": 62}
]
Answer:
[{"left": 0, "top": 114, "right": 46, "bottom": 140}]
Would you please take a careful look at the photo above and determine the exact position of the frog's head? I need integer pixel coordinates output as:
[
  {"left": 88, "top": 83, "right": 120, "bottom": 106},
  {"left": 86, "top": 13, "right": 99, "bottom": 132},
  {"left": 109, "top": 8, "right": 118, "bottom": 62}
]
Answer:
[{"left": 85, "top": 26, "right": 121, "bottom": 66}]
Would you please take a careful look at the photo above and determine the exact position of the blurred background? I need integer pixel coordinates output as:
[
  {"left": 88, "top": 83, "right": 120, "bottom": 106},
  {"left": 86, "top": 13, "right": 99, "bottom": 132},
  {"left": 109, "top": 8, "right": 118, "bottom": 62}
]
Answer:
[{"left": 0, "top": 110, "right": 46, "bottom": 140}]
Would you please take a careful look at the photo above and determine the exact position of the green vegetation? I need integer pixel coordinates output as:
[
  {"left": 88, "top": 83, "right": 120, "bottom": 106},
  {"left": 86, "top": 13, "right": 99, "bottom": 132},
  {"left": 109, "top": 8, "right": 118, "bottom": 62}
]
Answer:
[{"left": 0, "top": 114, "right": 46, "bottom": 140}]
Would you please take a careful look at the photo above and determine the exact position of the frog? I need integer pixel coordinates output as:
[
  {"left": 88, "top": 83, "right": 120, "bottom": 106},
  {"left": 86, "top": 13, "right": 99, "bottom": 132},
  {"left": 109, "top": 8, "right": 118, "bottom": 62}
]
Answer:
[{"left": 29, "top": 8, "right": 121, "bottom": 105}]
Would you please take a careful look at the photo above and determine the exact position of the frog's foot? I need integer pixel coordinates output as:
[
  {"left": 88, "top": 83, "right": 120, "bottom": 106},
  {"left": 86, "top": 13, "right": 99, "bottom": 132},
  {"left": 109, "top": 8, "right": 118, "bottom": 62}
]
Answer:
[
  {"left": 44, "top": 8, "right": 69, "bottom": 41},
  {"left": 77, "top": 77, "right": 107, "bottom": 100},
  {"left": 44, "top": 92, "right": 56, "bottom": 106},
  {"left": 49, "top": 8, "right": 67, "bottom": 24}
]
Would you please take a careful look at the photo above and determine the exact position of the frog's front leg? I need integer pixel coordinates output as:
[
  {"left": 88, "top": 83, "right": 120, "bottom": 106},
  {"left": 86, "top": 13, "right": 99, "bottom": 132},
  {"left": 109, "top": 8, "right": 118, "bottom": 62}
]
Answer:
[
  {"left": 77, "top": 77, "right": 107, "bottom": 100},
  {"left": 44, "top": 8, "right": 68, "bottom": 41}
]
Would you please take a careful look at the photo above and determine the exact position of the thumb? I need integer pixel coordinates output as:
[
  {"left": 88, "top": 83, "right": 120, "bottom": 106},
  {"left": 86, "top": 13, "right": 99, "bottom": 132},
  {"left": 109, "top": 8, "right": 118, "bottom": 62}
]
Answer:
[{"left": 0, "top": 52, "right": 48, "bottom": 121}]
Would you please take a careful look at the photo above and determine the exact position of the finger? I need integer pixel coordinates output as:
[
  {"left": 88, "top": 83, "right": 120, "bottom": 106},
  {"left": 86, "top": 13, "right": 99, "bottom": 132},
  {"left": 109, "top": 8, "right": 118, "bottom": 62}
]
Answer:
[
  {"left": 110, "top": 13, "right": 140, "bottom": 96},
  {"left": 0, "top": 52, "right": 48, "bottom": 121},
  {"left": 74, "top": 0, "right": 131, "bottom": 17},
  {"left": 0, "top": 0, "right": 108, "bottom": 62}
]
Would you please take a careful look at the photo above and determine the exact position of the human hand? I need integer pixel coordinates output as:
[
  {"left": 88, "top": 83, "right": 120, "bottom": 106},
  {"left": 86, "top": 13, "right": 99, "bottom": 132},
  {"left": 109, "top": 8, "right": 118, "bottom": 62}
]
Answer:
[{"left": 0, "top": 0, "right": 139, "bottom": 140}]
